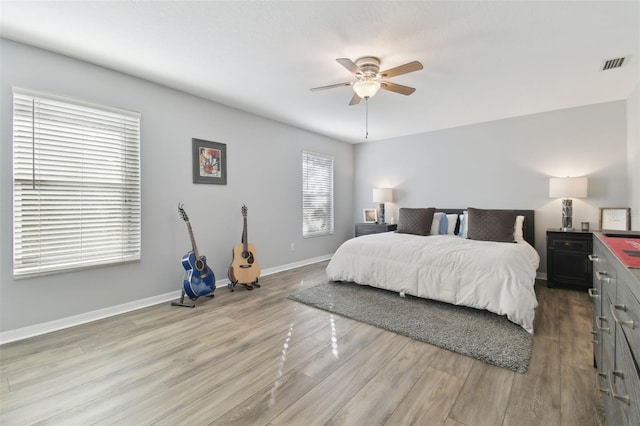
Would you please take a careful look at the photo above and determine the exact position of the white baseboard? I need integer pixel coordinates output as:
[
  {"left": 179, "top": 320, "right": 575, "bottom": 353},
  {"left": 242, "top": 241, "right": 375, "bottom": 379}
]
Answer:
[{"left": 0, "top": 254, "right": 333, "bottom": 345}]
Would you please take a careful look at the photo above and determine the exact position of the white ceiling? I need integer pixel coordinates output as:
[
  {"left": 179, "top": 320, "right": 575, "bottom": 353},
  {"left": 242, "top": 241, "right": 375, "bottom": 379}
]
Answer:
[{"left": 1, "top": 1, "right": 639, "bottom": 143}]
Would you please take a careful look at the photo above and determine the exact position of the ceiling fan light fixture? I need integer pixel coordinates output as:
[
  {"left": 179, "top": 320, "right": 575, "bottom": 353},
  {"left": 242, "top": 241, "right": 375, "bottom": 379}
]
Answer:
[{"left": 353, "top": 80, "right": 381, "bottom": 99}]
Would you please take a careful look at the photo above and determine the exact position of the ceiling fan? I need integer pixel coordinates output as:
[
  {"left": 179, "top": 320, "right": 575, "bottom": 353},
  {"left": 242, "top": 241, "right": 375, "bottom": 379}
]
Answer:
[{"left": 310, "top": 56, "right": 423, "bottom": 105}]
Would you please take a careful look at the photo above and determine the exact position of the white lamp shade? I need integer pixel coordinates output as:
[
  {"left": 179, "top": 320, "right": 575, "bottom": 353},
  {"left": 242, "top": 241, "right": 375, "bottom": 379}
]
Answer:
[
  {"left": 353, "top": 80, "right": 381, "bottom": 99},
  {"left": 373, "top": 187, "right": 393, "bottom": 203},
  {"left": 549, "top": 177, "right": 588, "bottom": 198}
]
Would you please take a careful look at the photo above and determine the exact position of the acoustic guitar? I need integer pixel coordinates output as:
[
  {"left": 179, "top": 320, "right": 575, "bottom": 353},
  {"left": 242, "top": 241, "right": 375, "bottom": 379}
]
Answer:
[
  {"left": 173, "top": 203, "right": 215, "bottom": 307},
  {"left": 228, "top": 204, "right": 261, "bottom": 291}
]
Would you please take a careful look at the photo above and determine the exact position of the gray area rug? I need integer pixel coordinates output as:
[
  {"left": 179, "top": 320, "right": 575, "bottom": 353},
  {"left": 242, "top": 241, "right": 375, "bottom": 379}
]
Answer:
[{"left": 288, "top": 281, "right": 532, "bottom": 373}]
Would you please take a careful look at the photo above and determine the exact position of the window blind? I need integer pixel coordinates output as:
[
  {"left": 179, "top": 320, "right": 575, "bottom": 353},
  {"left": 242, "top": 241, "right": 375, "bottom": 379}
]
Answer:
[
  {"left": 12, "top": 88, "right": 141, "bottom": 277},
  {"left": 302, "top": 151, "right": 334, "bottom": 237}
]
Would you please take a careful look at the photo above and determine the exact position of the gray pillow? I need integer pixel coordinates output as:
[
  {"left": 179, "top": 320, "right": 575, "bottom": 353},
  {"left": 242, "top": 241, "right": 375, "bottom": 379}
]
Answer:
[
  {"left": 396, "top": 208, "right": 435, "bottom": 236},
  {"left": 467, "top": 208, "right": 517, "bottom": 243}
]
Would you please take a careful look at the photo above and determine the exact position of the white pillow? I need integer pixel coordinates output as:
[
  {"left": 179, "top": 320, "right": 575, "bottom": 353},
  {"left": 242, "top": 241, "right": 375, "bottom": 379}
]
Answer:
[
  {"left": 445, "top": 214, "right": 458, "bottom": 234},
  {"left": 430, "top": 212, "right": 444, "bottom": 235},
  {"left": 514, "top": 215, "right": 525, "bottom": 241},
  {"left": 458, "top": 211, "right": 468, "bottom": 238}
]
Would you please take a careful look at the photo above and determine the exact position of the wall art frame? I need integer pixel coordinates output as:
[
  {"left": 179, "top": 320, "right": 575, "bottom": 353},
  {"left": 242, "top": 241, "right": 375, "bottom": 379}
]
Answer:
[
  {"left": 599, "top": 207, "right": 631, "bottom": 231},
  {"left": 192, "top": 138, "right": 227, "bottom": 185}
]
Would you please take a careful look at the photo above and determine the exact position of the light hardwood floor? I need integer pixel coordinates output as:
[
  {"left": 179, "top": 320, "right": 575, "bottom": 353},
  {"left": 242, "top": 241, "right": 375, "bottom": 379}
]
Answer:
[{"left": 0, "top": 261, "right": 604, "bottom": 425}]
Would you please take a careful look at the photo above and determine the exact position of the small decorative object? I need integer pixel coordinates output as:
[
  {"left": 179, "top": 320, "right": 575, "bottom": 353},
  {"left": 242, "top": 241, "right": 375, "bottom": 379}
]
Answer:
[
  {"left": 600, "top": 207, "right": 631, "bottom": 231},
  {"left": 372, "top": 187, "right": 393, "bottom": 224},
  {"left": 581, "top": 222, "right": 590, "bottom": 231},
  {"left": 192, "top": 138, "right": 227, "bottom": 185},
  {"left": 363, "top": 208, "right": 377, "bottom": 223},
  {"left": 549, "top": 176, "right": 588, "bottom": 231}
]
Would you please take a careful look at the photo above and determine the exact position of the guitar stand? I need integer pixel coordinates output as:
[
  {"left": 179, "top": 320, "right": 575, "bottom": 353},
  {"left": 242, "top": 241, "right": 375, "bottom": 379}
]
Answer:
[
  {"left": 171, "top": 288, "right": 214, "bottom": 308},
  {"left": 227, "top": 277, "right": 259, "bottom": 292}
]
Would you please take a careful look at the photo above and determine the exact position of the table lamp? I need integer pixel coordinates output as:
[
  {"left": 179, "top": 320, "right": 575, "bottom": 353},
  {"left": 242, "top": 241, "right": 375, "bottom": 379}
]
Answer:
[
  {"left": 373, "top": 188, "right": 393, "bottom": 224},
  {"left": 549, "top": 177, "right": 588, "bottom": 231}
]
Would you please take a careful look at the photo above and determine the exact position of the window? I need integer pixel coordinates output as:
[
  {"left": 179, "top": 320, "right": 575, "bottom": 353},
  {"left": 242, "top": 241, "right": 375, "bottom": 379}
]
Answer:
[
  {"left": 302, "top": 151, "right": 334, "bottom": 237},
  {"left": 12, "top": 88, "right": 141, "bottom": 277}
]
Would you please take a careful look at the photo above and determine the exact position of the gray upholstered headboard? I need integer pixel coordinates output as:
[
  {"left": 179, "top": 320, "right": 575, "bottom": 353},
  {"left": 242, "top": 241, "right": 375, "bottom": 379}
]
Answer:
[{"left": 436, "top": 209, "right": 535, "bottom": 247}]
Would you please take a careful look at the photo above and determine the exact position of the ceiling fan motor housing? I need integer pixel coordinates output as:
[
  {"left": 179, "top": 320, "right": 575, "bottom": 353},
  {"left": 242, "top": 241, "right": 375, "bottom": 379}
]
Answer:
[{"left": 355, "top": 57, "right": 380, "bottom": 80}]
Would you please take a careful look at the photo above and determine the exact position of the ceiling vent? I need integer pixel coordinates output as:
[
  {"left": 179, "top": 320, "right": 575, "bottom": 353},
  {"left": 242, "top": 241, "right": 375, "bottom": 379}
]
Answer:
[{"left": 601, "top": 57, "right": 627, "bottom": 71}]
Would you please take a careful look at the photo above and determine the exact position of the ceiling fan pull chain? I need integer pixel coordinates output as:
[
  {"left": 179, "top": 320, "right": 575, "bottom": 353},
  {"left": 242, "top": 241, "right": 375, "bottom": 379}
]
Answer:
[{"left": 365, "top": 97, "right": 369, "bottom": 139}]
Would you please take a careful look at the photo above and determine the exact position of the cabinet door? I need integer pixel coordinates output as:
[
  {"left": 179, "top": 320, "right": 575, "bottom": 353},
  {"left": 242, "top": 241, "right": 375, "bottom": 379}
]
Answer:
[
  {"left": 611, "top": 325, "right": 640, "bottom": 425},
  {"left": 589, "top": 254, "right": 602, "bottom": 369},
  {"left": 600, "top": 315, "right": 619, "bottom": 423},
  {"left": 600, "top": 283, "right": 620, "bottom": 423},
  {"left": 613, "top": 278, "right": 640, "bottom": 425},
  {"left": 355, "top": 224, "right": 377, "bottom": 236},
  {"left": 549, "top": 249, "right": 592, "bottom": 286}
]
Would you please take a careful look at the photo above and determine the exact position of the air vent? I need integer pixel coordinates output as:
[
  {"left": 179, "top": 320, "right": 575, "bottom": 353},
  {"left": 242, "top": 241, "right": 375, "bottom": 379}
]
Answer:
[{"left": 601, "top": 57, "right": 626, "bottom": 71}]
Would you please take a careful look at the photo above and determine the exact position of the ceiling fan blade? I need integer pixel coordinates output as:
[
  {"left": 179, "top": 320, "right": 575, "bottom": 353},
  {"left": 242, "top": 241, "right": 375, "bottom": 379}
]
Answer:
[
  {"left": 336, "top": 58, "right": 361, "bottom": 74},
  {"left": 379, "top": 61, "right": 423, "bottom": 78},
  {"left": 310, "top": 82, "right": 353, "bottom": 92},
  {"left": 380, "top": 81, "right": 416, "bottom": 96},
  {"left": 349, "top": 93, "right": 361, "bottom": 106}
]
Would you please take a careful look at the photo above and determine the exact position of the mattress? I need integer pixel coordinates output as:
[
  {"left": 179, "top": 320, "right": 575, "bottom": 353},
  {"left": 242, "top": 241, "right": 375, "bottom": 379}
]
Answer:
[{"left": 326, "top": 232, "right": 540, "bottom": 333}]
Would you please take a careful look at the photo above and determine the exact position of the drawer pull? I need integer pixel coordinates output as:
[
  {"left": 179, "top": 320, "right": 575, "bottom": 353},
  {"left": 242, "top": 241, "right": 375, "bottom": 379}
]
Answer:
[
  {"left": 596, "top": 271, "right": 611, "bottom": 283},
  {"left": 589, "top": 254, "right": 599, "bottom": 263},
  {"left": 610, "top": 304, "right": 635, "bottom": 329},
  {"left": 608, "top": 370, "right": 631, "bottom": 405},
  {"left": 598, "top": 372, "right": 610, "bottom": 395},
  {"left": 591, "top": 330, "right": 599, "bottom": 344},
  {"left": 597, "top": 316, "right": 611, "bottom": 334},
  {"left": 588, "top": 288, "right": 599, "bottom": 300}
]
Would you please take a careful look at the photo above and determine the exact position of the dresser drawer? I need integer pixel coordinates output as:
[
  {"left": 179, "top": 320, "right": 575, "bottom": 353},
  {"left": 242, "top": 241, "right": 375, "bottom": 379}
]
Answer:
[
  {"left": 550, "top": 237, "right": 592, "bottom": 251},
  {"left": 612, "top": 326, "right": 640, "bottom": 425},
  {"left": 357, "top": 225, "right": 383, "bottom": 235},
  {"left": 600, "top": 330, "right": 622, "bottom": 425},
  {"left": 613, "top": 279, "right": 640, "bottom": 362},
  {"left": 355, "top": 223, "right": 397, "bottom": 237},
  {"left": 593, "top": 239, "right": 618, "bottom": 304}
]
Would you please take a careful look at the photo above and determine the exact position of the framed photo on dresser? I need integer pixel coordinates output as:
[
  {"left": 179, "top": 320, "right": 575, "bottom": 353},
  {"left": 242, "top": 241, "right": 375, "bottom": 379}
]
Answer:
[
  {"left": 599, "top": 207, "right": 630, "bottom": 231},
  {"left": 363, "top": 209, "right": 377, "bottom": 223}
]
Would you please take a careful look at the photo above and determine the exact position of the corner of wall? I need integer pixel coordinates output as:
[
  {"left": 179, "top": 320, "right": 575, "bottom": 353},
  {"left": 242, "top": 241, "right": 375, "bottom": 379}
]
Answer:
[{"left": 627, "top": 83, "right": 640, "bottom": 230}]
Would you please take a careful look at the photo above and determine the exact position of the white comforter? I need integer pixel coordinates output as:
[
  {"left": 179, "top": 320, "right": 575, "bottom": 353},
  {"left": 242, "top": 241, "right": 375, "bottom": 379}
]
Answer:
[{"left": 326, "top": 232, "right": 540, "bottom": 333}]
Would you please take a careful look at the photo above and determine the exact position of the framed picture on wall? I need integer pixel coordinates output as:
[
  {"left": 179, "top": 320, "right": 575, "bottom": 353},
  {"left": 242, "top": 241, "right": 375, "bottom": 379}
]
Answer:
[
  {"left": 599, "top": 207, "right": 631, "bottom": 231},
  {"left": 192, "top": 138, "right": 227, "bottom": 185},
  {"left": 363, "top": 208, "right": 377, "bottom": 223}
]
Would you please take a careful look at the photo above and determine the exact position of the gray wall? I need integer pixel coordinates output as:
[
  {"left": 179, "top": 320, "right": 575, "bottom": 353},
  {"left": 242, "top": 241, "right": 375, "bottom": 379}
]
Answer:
[
  {"left": 0, "top": 39, "right": 354, "bottom": 332},
  {"left": 628, "top": 83, "right": 640, "bottom": 231},
  {"left": 1, "top": 38, "right": 634, "bottom": 335},
  {"left": 354, "top": 101, "right": 629, "bottom": 273}
]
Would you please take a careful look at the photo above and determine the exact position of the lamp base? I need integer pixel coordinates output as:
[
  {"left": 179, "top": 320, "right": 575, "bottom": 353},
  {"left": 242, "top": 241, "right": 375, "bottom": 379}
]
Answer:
[
  {"left": 561, "top": 198, "right": 573, "bottom": 231},
  {"left": 560, "top": 227, "right": 575, "bottom": 232},
  {"left": 378, "top": 203, "right": 385, "bottom": 224}
]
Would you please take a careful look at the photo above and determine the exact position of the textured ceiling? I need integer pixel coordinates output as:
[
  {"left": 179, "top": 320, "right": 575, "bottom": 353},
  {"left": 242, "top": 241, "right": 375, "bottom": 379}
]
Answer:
[{"left": 1, "top": 1, "right": 639, "bottom": 143}]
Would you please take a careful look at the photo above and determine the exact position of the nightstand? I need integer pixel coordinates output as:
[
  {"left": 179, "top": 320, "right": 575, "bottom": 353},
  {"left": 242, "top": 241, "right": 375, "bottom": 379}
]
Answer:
[
  {"left": 355, "top": 223, "right": 397, "bottom": 237},
  {"left": 546, "top": 229, "right": 593, "bottom": 289}
]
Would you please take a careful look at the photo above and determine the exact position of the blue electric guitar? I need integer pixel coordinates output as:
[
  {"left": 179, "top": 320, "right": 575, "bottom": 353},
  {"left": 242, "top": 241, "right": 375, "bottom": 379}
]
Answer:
[{"left": 173, "top": 204, "right": 215, "bottom": 307}]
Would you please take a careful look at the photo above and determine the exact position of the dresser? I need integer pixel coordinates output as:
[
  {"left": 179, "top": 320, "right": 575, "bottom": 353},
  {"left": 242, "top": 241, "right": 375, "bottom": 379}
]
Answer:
[{"left": 590, "top": 233, "right": 640, "bottom": 425}]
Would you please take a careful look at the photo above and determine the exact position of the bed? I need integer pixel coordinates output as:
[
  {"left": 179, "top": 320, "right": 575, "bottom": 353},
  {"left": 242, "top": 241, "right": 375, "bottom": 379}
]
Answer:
[{"left": 326, "top": 208, "right": 540, "bottom": 333}]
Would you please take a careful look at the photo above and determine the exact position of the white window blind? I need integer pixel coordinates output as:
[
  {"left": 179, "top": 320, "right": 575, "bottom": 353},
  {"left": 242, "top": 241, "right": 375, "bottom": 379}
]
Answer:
[
  {"left": 12, "top": 88, "right": 141, "bottom": 277},
  {"left": 302, "top": 151, "right": 334, "bottom": 237}
]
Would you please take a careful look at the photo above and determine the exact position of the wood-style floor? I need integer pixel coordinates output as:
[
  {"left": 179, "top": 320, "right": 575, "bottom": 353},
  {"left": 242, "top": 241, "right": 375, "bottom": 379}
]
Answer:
[{"left": 0, "top": 260, "right": 604, "bottom": 425}]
